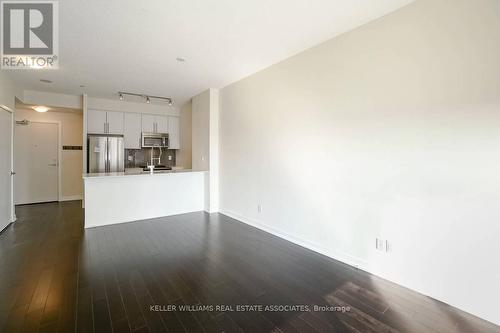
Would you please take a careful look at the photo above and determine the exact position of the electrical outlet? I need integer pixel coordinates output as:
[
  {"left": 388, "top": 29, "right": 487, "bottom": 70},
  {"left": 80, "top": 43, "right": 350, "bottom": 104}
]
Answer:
[
  {"left": 385, "top": 240, "right": 392, "bottom": 252},
  {"left": 257, "top": 205, "right": 262, "bottom": 213},
  {"left": 376, "top": 238, "right": 384, "bottom": 251},
  {"left": 168, "top": 155, "right": 172, "bottom": 161}
]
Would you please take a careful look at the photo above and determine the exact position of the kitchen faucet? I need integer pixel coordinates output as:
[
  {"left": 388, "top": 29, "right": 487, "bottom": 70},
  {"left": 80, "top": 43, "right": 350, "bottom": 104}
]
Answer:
[{"left": 148, "top": 144, "right": 162, "bottom": 173}]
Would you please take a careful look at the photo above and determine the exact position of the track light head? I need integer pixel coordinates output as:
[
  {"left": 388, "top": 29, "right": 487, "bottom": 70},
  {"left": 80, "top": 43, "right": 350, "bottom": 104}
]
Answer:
[{"left": 117, "top": 92, "right": 172, "bottom": 105}]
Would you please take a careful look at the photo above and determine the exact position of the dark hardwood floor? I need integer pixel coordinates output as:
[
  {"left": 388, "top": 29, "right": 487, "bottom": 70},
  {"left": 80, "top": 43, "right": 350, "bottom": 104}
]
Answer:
[{"left": 0, "top": 201, "right": 499, "bottom": 333}]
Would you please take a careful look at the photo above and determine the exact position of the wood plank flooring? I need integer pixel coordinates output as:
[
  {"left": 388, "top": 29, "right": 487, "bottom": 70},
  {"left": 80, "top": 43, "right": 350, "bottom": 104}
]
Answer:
[{"left": 0, "top": 201, "right": 499, "bottom": 333}]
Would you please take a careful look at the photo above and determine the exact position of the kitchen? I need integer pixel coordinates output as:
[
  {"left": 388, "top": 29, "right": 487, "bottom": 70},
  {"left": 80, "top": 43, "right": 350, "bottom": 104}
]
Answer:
[{"left": 82, "top": 92, "right": 213, "bottom": 229}]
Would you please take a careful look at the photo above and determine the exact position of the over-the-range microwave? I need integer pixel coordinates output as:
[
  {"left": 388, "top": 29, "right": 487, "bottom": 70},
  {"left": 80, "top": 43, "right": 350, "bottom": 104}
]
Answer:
[{"left": 142, "top": 132, "right": 169, "bottom": 148}]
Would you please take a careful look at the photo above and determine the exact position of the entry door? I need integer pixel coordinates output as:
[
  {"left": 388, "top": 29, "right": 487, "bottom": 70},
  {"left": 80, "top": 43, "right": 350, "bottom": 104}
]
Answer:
[
  {"left": 15, "top": 122, "right": 59, "bottom": 204},
  {"left": 0, "top": 109, "right": 12, "bottom": 231}
]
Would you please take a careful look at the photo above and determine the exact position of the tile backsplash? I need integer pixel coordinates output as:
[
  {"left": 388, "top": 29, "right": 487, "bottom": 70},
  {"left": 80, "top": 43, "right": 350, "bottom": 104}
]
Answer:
[{"left": 125, "top": 148, "right": 176, "bottom": 168}]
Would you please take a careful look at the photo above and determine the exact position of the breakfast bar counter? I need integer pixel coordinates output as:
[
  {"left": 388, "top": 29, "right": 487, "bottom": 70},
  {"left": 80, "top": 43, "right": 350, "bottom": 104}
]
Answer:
[{"left": 83, "top": 170, "right": 207, "bottom": 228}]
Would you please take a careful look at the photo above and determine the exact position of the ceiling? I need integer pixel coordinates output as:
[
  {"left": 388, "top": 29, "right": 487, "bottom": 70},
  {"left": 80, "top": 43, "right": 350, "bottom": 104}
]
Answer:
[{"left": 8, "top": 0, "right": 415, "bottom": 106}]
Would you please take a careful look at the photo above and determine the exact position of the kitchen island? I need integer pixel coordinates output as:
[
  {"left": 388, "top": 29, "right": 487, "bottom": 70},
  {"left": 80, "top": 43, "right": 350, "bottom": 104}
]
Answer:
[{"left": 83, "top": 170, "right": 207, "bottom": 228}]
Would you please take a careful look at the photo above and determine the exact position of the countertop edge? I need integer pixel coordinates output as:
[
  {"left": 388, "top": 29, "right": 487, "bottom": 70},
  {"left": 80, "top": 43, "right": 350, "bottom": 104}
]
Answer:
[{"left": 83, "top": 169, "right": 207, "bottom": 179}]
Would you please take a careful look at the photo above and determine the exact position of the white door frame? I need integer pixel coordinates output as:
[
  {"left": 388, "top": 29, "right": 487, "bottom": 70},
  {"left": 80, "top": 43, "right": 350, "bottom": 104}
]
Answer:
[
  {"left": 14, "top": 119, "right": 63, "bottom": 203},
  {"left": 0, "top": 105, "right": 15, "bottom": 222}
]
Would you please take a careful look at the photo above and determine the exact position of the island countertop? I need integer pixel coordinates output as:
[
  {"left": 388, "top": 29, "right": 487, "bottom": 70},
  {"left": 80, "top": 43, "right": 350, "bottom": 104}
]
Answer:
[{"left": 83, "top": 169, "right": 206, "bottom": 179}]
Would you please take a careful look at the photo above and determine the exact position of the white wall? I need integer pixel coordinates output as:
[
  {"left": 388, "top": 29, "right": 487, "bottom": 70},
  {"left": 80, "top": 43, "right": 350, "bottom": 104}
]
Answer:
[
  {"left": 219, "top": 0, "right": 500, "bottom": 326},
  {"left": 192, "top": 89, "right": 219, "bottom": 213},
  {"left": 0, "top": 72, "right": 21, "bottom": 223},
  {"left": 23, "top": 90, "right": 83, "bottom": 109},
  {"left": 192, "top": 90, "right": 210, "bottom": 171},
  {"left": 0, "top": 72, "right": 21, "bottom": 111},
  {"left": 15, "top": 108, "right": 84, "bottom": 200},
  {"left": 177, "top": 101, "right": 192, "bottom": 169},
  {"left": 209, "top": 90, "right": 219, "bottom": 213}
]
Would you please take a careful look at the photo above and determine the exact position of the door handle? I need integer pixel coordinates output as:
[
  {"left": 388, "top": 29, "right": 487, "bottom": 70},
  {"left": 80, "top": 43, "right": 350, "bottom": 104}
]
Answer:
[
  {"left": 10, "top": 171, "right": 16, "bottom": 176},
  {"left": 48, "top": 163, "right": 57, "bottom": 167}
]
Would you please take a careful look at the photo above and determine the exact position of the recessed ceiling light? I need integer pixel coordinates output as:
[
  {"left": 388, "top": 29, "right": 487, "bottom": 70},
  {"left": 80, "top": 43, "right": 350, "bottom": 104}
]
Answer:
[
  {"left": 176, "top": 57, "right": 186, "bottom": 62},
  {"left": 33, "top": 106, "right": 49, "bottom": 113},
  {"left": 40, "top": 79, "right": 52, "bottom": 83}
]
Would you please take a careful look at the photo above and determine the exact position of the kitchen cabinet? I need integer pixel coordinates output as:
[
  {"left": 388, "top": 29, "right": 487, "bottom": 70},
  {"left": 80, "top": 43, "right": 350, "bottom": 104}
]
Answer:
[
  {"left": 168, "top": 116, "right": 180, "bottom": 149},
  {"left": 156, "top": 115, "right": 168, "bottom": 133},
  {"left": 87, "top": 109, "right": 124, "bottom": 134},
  {"left": 123, "top": 112, "right": 142, "bottom": 149},
  {"left": 106, "top": 111, "right": 124, "bottom": 134},
  {"left": 87, "top": 109, "right": 107, "bottom": 134},
  {"left": 141, "top": 114, "right": 155, "bottom": 133},
  {"left": 141, "top": 114, "right": 168, "bottom": 134}
]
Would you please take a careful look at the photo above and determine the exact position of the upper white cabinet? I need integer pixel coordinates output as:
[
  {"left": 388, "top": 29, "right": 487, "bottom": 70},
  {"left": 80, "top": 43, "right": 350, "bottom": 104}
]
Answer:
[
  {"left": 156, "top": 115, "right": 168, "bottom": 134},
  {"left": 87, "top": 109, "right": 107, "bottom": 134},
  {"left": 141, "top": 114, "right": 155, "bottom": 133},
  {"left": 168, "top": 116, "right": 180, "bottom": 149},
  {"left": 87, "top": 109, "right": 124, "bottom": 134},
  {"left": 123, "top": 113, "right": 142, "bottom": 149},
  {"left": 87, "top": 110, "right": 180, "bottom": 152},
  {"left": 106, "top": 111, "right": 124, "bottom": 134},
  {"left": 141, "top": 114, "right": 169, "bottom": 134}
]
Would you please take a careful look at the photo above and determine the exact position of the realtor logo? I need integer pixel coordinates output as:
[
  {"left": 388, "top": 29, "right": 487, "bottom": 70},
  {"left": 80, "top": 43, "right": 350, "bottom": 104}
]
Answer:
[{"left": 1, "top": 1, "right": 58, "bottom": 69}]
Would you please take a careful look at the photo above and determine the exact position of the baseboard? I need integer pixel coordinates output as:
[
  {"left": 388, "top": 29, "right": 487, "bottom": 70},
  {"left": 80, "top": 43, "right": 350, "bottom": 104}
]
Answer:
[
  {"left": 218, "top": 208, "right": 500, "bottom": 327},
  {"left": 0, "top": 222, "right": 13, "bottom": 234},
  {"left": 219, "top": 209, "right": 369, "bottom": 271},
  {"left": 59, "top": 195, "right": 83, "bottom": 202}
]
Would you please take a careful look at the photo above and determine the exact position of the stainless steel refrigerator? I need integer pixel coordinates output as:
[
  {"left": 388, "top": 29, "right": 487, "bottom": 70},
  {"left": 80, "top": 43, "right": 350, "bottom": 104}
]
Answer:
[{"left": 87, "top": 135, "right": 124, "bottom": 173}]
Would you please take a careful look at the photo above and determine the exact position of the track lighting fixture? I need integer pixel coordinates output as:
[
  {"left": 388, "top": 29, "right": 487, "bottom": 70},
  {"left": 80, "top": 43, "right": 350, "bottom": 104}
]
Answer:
[{"left": 117, "top": 91, "right": 173, "bottom": 106}]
